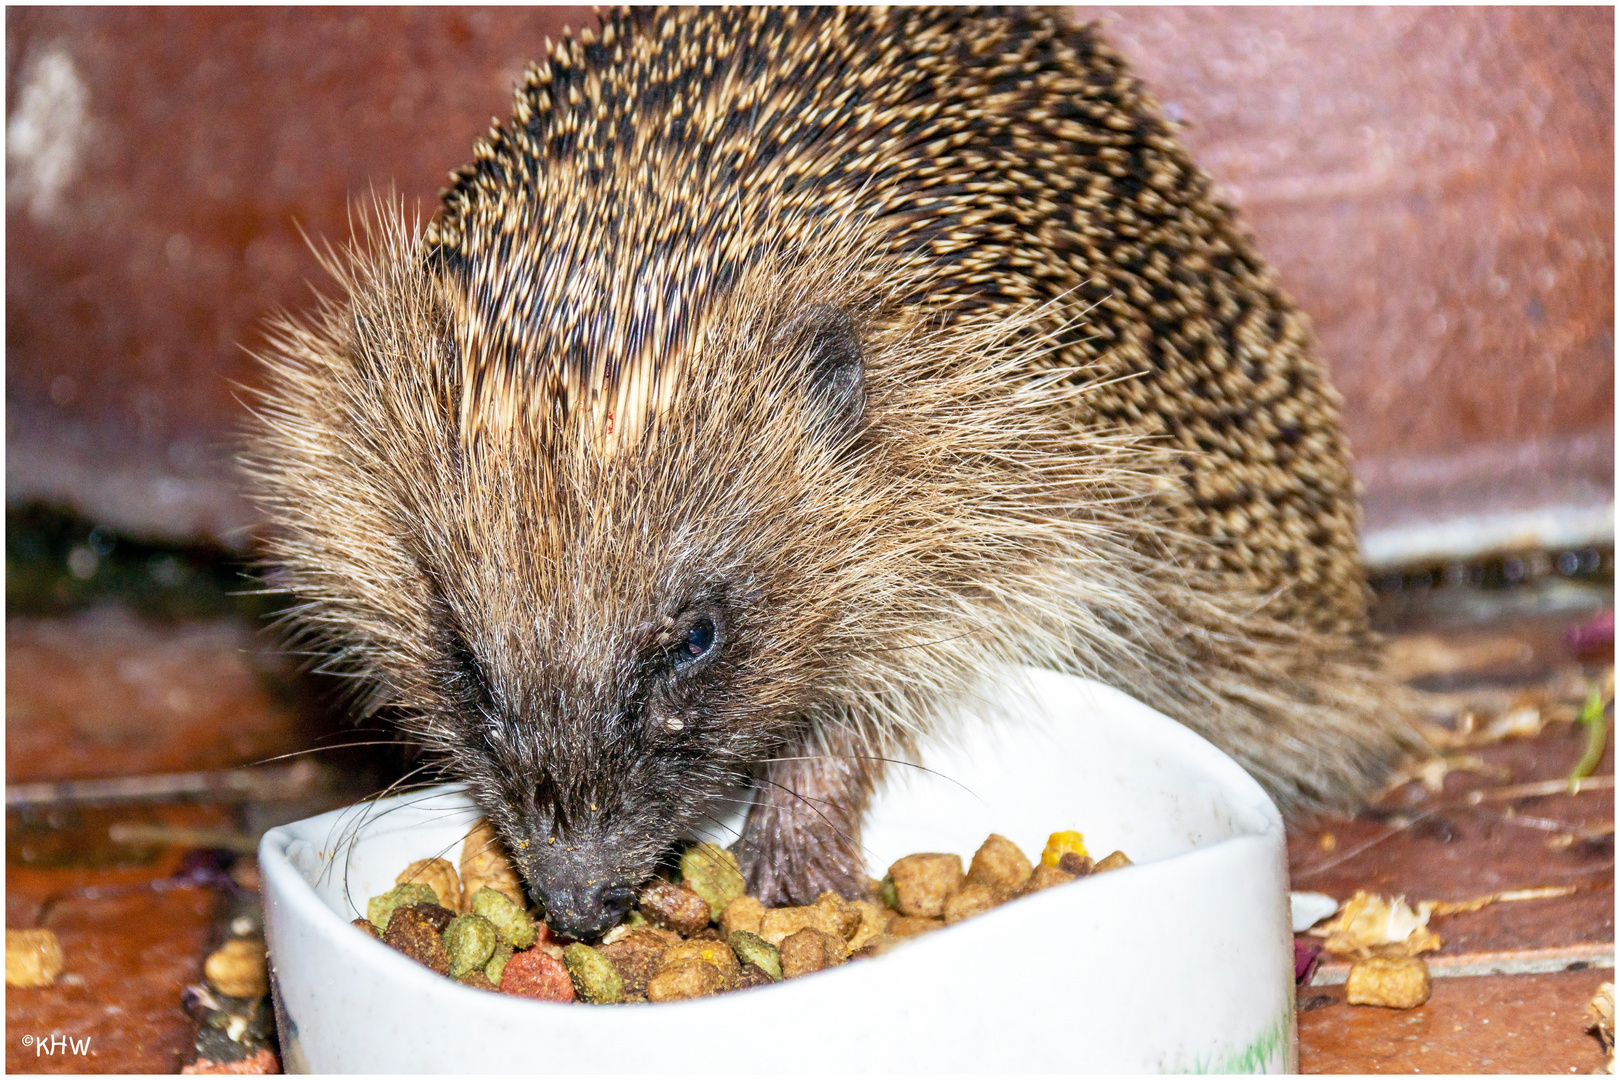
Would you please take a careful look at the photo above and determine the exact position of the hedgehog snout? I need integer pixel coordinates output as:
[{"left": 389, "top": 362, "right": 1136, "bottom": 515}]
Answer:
[{"left": 514, "top": 840, "right": 640, "bottom": 940}]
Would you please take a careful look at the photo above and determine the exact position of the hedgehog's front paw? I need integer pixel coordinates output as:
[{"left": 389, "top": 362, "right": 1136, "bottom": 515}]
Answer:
[{"left": 734, "top": 753, "right": 873, "bottom": 906}]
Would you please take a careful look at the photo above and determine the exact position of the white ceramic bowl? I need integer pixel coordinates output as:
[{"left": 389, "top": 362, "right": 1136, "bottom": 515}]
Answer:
[{"left": 260, "top": 668, "right": 1296, "bottom": 1073}]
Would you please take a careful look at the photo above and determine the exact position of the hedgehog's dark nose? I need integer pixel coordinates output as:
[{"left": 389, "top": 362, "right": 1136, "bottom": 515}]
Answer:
[{"left": 538, "top": 881, "right": 636, "bottom": 940}]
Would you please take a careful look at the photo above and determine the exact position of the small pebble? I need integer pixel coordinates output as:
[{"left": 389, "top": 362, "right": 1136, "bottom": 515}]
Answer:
[
  {"left": 638, "top": 879, "right": 712, "bottom": 936},
  {"left": 646, "top": 961, "right": 725, "bottom": 1002},
  {"left": 886, "top": 853, "right": 964, "bottom": 917},
  {"left": 470, "top": 886, "right": 538, "bottom": 949},
  {"left": 443, "top": 914, "right": 499, "bottom": 979},
  {"left": 366, "top": 883, "right": 438, "bottom": 932},
  {"left": 1345, "top": 955, "right": 1431, "bottom": 1009},
  {"left": 204, "top": 938, "right": 269, "bottom": 998},
  {"left": 726, "top": 930, "right": 782, "bottom": 981},
  {"left": 965, "top": 834, "right": 1033, "bottom": 892},
  {"left": 383, "top": 906, "right": 451, "bottom": 975},
  {"left": 396, "top": 857, "right": 463, "bottom": 912},
  {"left": 680, "top": 843, "right": 747, "bottom": 921},
  {"left": 6, "top": 928, "right": 64, "bottom": 988},
  {"left": 779, "top": 926, "right": 849, "bottom": 978},
  {"left": 499, "top": 948, "right": 576, "bottom": 1002}
]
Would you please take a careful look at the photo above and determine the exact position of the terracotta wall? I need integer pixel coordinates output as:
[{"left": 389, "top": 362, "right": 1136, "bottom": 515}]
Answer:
[{"left": 7, "top": 7, "right": 1613, "bottom": 562}]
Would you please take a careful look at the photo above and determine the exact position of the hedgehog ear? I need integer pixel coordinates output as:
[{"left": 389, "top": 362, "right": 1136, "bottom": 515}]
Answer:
[{"left": 771, "top": 303, "right": 865, "bottom": 436}]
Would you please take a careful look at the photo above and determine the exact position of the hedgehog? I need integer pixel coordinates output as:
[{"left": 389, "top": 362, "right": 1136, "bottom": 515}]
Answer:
[{"left": 244, "top": 7, "right": 1415, "bottom": 939}]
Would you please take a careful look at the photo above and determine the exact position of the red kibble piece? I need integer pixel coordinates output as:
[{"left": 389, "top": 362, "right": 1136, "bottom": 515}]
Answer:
[{"left": 499, "top": 948, "right": 577, "bottom": 1002}]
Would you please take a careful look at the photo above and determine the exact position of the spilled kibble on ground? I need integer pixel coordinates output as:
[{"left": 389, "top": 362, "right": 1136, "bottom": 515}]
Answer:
[{"left": 358, "top": 823, "right": 1132, "bottom": 1003}]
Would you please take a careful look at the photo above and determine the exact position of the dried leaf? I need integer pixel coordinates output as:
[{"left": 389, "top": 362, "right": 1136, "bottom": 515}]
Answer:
[{"left": 1312, "top": 891, "right": 1442, "bottom": 957}]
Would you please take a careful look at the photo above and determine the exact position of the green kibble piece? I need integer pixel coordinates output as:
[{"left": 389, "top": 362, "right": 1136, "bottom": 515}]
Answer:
[
  {"left": 366, "top": 883, "right": 438, "bottom": 932},
  {"left": 442, "top": 914, "right": 499, "bottom": 979},
  {"left": 563, "top": 943, "right": 625, "bottom": 1004},
  {"left": 726, "top": 930, "right": 781, "bottom": 981},
  {"left": 471, "top": 886, "right": 538, "bottom": 949},
  {"left": 484, "top": 940, "right": 513, "bottom": 985},
  {"left": 879, "top": 874, "right": 899, "bottom": 910},
  {"left": 680, "top": 842, "right": 746, "bottom": 922}
]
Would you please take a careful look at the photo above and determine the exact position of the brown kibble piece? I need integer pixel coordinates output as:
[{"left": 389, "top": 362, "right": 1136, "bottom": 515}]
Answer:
[
  {"left": 457, "top": 970, "right": 499, "bottom": 992},
  {"left": 1057, "top": 851, "right": 1094, "bottom": 877},
  {"left": 383, "top": 906, "right": 451, "bottom": 975},
  {"left": 845, "top": 900, "right": 888, "bottom": 951},
  {"left": 852, "top": 933, "right": 903, "bottom": 959},
  {"left": 499, "top": 947, "right": 576, "bottom": 1001},
  {"left": 1345, "top": 955, "right": 1432, "bottom": 1009},
  {"left": 885, "top": 913, "right": 944, "bottom": 938},
  {"left": 599, "top": 930, "right": 674, "bottom": 998},
  {"left": 942, "top": 882, "right": 1008, "bottom": 925},
  {"left": 757, "top": 901, "right": 847, "bottom": 947},
  {"left": 813, "top": 892, "right": 865, "bottom": 940},
  {"left": 1093, "top": 851, "right": 1132, "bottom": 873},
  {"left": 719, "top": 895, "right": 766, "bottom": 938},
  {"left": 1020, "top": 863, "right": 1077, "bottom": 895},
  {"left": 646, "top": 962, "right": 726, "bottom": 1001},
  {"left": 204, "top": 938, "right": 269, "bottom": 998},
  {"left": 638, "top": 879, "right": 712, "bottom": 936},
  {"left": 778, "top": 927, "right": 850, "bottom": 978},
  {"left": 459, "top": 818, "right": 526, "bottom": 911},
  {"left": 965, "top": 834, "right": 1033, "bottom": 892},
  {"left": 732, "top": 962, "right": 776, "bottom": 991},
  {"left": 6, "top": 928, "right": 65, "bottom": 988},
  {"left": 400, "top": 902, "right": 455, "bottom": 935},
  {"left": 396, "top": 857, "right": 463, "bottom": 912},
  {"left": 886, "top": 853, "right": 964, "bottom": 917},
  {"left": 352, "top": 918, "right": 382, "bottom": 940},
  {"left": 659, "top": 938, "right": 740, "bottom": 984}
]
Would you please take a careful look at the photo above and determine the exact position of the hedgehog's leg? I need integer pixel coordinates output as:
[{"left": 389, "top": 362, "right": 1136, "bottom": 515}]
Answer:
[{"left": 734, "top": 728, "right": 879, "bottom": 907}]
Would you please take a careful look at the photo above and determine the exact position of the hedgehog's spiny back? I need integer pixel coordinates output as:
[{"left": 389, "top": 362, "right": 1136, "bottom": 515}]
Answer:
[{"left": 422, "top": 7, "right": 1366, "bottom": 638}]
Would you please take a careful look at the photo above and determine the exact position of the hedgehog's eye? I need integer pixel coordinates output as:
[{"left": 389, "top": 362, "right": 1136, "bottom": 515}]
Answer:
[{"left": 673, "top": 617, "right": 717, "bottom": 672}]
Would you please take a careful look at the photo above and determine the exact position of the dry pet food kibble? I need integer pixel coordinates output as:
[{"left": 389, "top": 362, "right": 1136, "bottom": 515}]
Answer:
[
  {"left": 366, "top": 883, "right": 438, "bottom": 932},
  {"left": 204, "top": 938, "right": 269, "bottom": 998},
  {"left": 1345, "top": 955, "right": 1432, "bottom": 1009},
  {"left": 396, "top": 857, "right": 463, "bottom": 912},
  {"left": 563, "top": 943, "right": 625, "bottom": 1004},
  {"left": 357, "top": 818, "right": 1130, "bottom": 1004},
  {"left": 500, "top": 947, "right": 576, "bottom": 1002},
  {"left": 886, "top": 853, "right": 964, "bottom": 917},
  {"left": 6, "top": 928, "right": 65, "bottom": 988},
  {"left": 443, "top": 914, "right": 499, "bottom": 979}
]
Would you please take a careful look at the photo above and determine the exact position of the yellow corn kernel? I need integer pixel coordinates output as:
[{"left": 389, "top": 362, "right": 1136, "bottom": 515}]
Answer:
[{"left": 1040, "top": 830, "right": 1088, "bottom": 867}]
